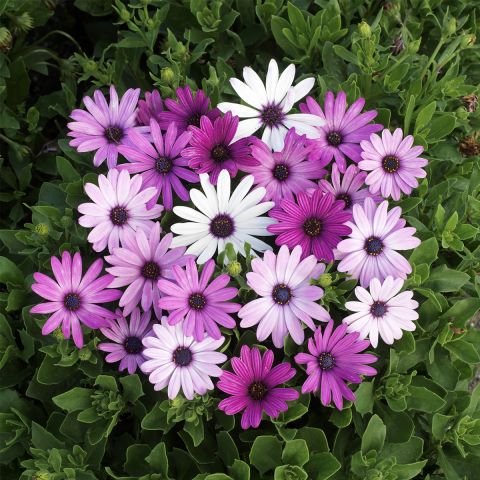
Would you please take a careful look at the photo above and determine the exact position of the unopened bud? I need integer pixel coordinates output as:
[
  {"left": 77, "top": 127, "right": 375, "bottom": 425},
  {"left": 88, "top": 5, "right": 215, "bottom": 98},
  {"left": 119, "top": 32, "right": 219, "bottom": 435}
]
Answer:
[
  {"left": 318, "top": 273, "right": 333, "bottom": 288},
  {"left": 227, "top": 261, "right": 242, "bottom": 276},
  {"left": 78, "top": 347, "right": 91, "bottom": 361},
  {"left": 161, "top": 67, "right": 175, "bottom": 84},
  {"left": 444, "top": 18, "right": 456, "bottom": 37},
  {"left": 35, "top": 223, "right": 49, "bottom": 236},
  {"left": 358, "top": 21, "right": 371, "bottom": 39},
  {"left": 0, "top": 27, "right": 12, "bottom": 52}
]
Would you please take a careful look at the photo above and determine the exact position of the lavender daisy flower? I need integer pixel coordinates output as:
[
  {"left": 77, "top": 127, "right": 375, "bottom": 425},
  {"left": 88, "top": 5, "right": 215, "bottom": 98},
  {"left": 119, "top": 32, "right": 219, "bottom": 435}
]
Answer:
[
  {"left": 181, "top": 111, "right": 258, "bottom": 185},
  {"left": 78, "top": 169, "right": 163, "bottom": 253},
  {"left": 141, "top": 318, "right": 226, "bottom": 400},
  {"left": 336, "top": 198, "right": 421, "bottom": 287},
  {"left": 359, "top": 128, "right": 428, "bottom": 200},
  {"left": 268, "top": 190, "right": 352, "bottom": 262},
  {"left": 158, "top": 258, "right": 240, "bottom": 341},
  {"left": 158, "top": 85, "right": 220, "bottom": 133},
  {"left": 137, "top": 90, "right": 163, "bottom": 126},
  {"left": 105, "top": 223, "right": 192, "bottom": 318},
  {"left": 30, "top": 252, "right": 122, "bottom": 348},
  {"left": 300, "top": 91, "right": 383, "bottom": 172},
  {"left": 118, "top": 119, "right": 197, "bottom": 210},
  {"left": 295, "top": 321, "right": 377, "bottom": 410},
  {"left": 239, "top": 245, "right": 330, "bottom": 348},
  {"left": 217, "top": 346, "right": 299, "bottom": 429},
  {"left": 344, "top": 276, "right": 418, "bottom": 347},
  {"left": 68, "top": 85, "right": 143, "bottom": 168},
  {"left": 98, "top": 307, "right": 153, "bottom": 374}
]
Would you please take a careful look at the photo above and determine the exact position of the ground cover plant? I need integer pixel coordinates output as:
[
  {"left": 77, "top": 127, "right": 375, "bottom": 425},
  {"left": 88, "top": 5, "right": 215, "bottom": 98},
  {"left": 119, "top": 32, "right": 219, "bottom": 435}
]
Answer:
[{"left": 1, "top": 1, "right": 480, "bottom": 479}]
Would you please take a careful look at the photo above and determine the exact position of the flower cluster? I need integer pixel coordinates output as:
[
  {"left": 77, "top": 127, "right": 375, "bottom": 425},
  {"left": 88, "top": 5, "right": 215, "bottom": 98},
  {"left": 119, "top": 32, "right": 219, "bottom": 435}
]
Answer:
[{"left": 31, "top": 59, "right": 427, "bottom": 429}]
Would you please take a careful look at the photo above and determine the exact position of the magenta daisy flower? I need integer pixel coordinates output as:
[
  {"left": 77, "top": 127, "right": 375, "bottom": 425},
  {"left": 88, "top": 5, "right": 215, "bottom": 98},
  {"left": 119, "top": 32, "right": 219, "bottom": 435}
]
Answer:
[
  {"left": 217, "top": 345, "right": 299, "bottom": 429},
  {"left": 158, "top": 258, "right": 240, "bottom": 341},
  {"left": 118, "top": 119, "right": 197, "bottom": 210},
  {"left": 239, "top": 245, "right": 330, "bottom": 348},
  {"left": 137, "top": 90, "right": 163, "bottom": 126},
  {"left": 30, "top": 252, "right": 122, "bottom": 348},
  {"left": 295, "top": 321, "right": 377, "bottom": 410},
  {"left": 336, "top": 198, "right": 421, "bottom": 287},
  {"left": 98, "top": 308, "right": 153, "bottom": 374},
  {"left": 158, "top": 85, "right": 220, "bottom": 133},
  {"left": 181, "top": 111, "right": 258, "bottom": 185},
  {"left": 268, "top": 190, "right": 352, "bottom": 262},
  {"left": 105, "top": 223, "right": 192, "bottom": 318},
  {"left": 68, "top": 85, "right": 144, "bottom": 168},
  {"left": 300, "top": 92, "right": 383, "bottom": 172},
  {"left": 358, "top": 128, "right": 428, "bottom": 200}
]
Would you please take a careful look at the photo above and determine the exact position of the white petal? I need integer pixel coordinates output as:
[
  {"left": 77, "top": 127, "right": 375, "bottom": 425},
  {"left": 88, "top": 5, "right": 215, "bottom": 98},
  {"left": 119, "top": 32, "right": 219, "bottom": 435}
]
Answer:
[
  {"left": 173, "top": 206, "right": 210, "bottom": 224},
  {"left": 266, "top": 59, "right": 279, "bottom": 102},
  {"left": 232, "top": 118, "right": 262, "bottom": 142},
  {"left": 275, "top": 64, "right": 295, "bottom": 103},
  {"left": 229, "top": 78, "right": 263, "bottom": 109},
  {"left": 217, "top": 169, "right": 231, "bottom": 212},
  {"left": 227, "top": 175, "right": 255, "bottom": 213},
  {"left": 217, "top": 102, "right": 259, "bottom": 118},
  {"left": 243, "top": 66, "right": 268, "bottom": 106},
  {"left": 293, "top": 77, "right": 315, "bottom": 102}
]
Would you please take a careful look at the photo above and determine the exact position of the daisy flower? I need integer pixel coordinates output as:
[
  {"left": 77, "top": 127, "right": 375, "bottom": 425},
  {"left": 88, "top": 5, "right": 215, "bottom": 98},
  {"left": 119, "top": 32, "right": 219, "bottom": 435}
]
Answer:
[
  {"left": 239, "top": 245, "right": 330, "bottom": 348},
  {"left": 358, "top": 128, "right": 428, "bottom": 200},
  {"left": 158, "top": 258, "right": 240, "bottom": 341},
  {"left": 98, "top": 308, "right": 153, "bottom": 374},
  {"left": 105, "top": 223, "right": 192, "bottom": 318},
  {"left": 68, "top": 85, "right": 143, "bottom": 168},
  {"left": 217, "top": 59, "right": 324, "bottom": 151},
  {"left": 77, "top": 169, "right": 163, "bottom": 253},
  {"left": 295, "top": 321, "right": 377, "bottom": 410},
  {"left": 141, "top": 318, "right": 226, "bottom": 400},
  {"left": 171, "top": 169, "right": 275, "bottom": 264},
  {"left": 336, "top": 198, "right": 421, "bottom": 287},
  {"left": 118, "top": 119, "right": 197, "bottom": 210},
  {"left": 137, "top": 90, "right": 163, "bottom": 126},
  {"left": 217, "top": 346, "right": 299, "bottom": 429},
  {"left": 344, "top": 276, "right": 418, "bottom": 347},
  {"left": 181, "top": 111, "right": 258, "bottom": 185},
  {"left": 30, "top": 252, "right": 122, "bottom": 348},
  {"left": 268, "top": 190, "right": 351, "bottom": 262}
]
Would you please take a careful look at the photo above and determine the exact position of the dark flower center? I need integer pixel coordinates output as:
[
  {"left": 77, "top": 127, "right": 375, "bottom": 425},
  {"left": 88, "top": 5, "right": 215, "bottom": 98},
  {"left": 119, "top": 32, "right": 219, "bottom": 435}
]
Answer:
[
  {"left": 365, "top": 237, "right": 383, "bottom": 256},
  {"left": 110, "top": 206, "right": 128, "bottom": 226},
  {"left": 173, "top": 346, "right": 193, "bottom": 366},
  {"left": 327, "top": 131, "right": 342, "bottom": 147},
  {"left": 382, "top": 155, "right": 400, "bottom": 173},
  {"left": 141, "top": 261, "right": 160, "bottom": 280},
  {"left": 370, "top": 301, "right": 388, "bottom": 317},
  {"left": 318, "top": 352, "right": 335, "bottom": 370},
  {"left": 105, "top": 126, "right": 123, "bottom": 144},
  {"left": 188, "top": 112, "right": 201, "bottom": 128},
  {"left": 303, "top": 217, "right": 322, "bottom": 237},
  {"left": 248, "top": 381, "right": 268, "bottom": 400},
  {"left": 210, "top": 214, "right": 234, "bottom": 238},
  {"left": 188, "top": 293, "right": 206, "bottom": 310},
  {"left": 335, "top": 193, "right": 352, "bottom": 209},
  {"left": 273, "top": 164, "right": 289, "bottom": 181},
  {"left": 64, "top": 293, "right": 80, "bottom": 311},
  {"left": 155, "top": 156, "right": 173, "bottom": 174},
  {"left": 272, "top": 284, "right": 292, "bottom": 305},
  {"left": 261, "top": 104, "right": 284, "bottom": 127},
  {"left": 211, "top": 144, "right": 230, "bottom": 163},
  {"left": 124, "top": 336, "right": 143, "bottom": 354}
]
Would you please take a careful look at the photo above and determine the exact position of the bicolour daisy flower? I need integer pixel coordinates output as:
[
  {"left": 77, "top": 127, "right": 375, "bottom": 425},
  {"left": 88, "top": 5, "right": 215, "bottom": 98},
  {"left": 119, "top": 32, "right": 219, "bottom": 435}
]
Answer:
[
  {"left": 158, "top": 258, "right": 240, "bottom": 341},
  {"left": 359, "top": 128, "right": 428, "bottom": 200},
  {"left": 300, "top": 91, "right": 383, "bottom": 172},
  {"left": 243, "top": 129, "right": 325, "bottom": 205},
  {"left": 171, "top": 169, "right": 275, "bottom": 264},
  {"left": 181, "top": 111, "right": 258, "bottom": 185},
  {"left": 217, "top": 59, "right": 324, "bottom": 151},
  {"left": 105, "top": 223, "right": 192, "bottom": 318},
  {"left": 68, "top": 85, "right": 143, "bottom": 168},
  {"left": 217, "top": 345, "right": 299, "bottom": 429},
  {"left": 30, "top": 252, "right": 122, "bottom": 348},
  {"left": 78, "top": 169, "right": 163, "bottom": 253},
  {"left": 268, "top": 190, "right": 351, "bottom": 262},
  {"left": 137, "top": 90, "right": 163, "bottom": 126},
  {"left": 295, "top": 321, "right": 377, "bottom": 410},
  {"left": 118, "top": 119, "right": 197, "bottom": 210},
  {"left": 239, "top": 245, "right": 330, "bottom": 348},
  {"left": 336, "top": 198, "right": 421, "bottom": 287},
  {"left": 344, "top": 276, "right": 418, "bottom": 347},
  {"left": 141, "top": 318, "right": 226, "bottom": 400},
  {"left": 158, "top": 85, "right": 220, "bottom": 133},
  {"left": 98, "top": 308, "right": 153, "bottom": 374}
]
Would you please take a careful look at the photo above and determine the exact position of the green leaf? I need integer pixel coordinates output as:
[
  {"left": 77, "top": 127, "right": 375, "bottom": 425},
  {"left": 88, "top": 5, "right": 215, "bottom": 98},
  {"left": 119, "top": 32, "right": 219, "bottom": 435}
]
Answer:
[
  {"left": 228, "top": 459, "right": 250, "bottom": 480},
  {"left": 354, "top": 382, "right": 374, "bottom": 416},
  {"left": 409, "top": 237, "right": 438, "bottom": 266},
  {"left": 0, "top": 256, "right": 24, "bottom": 286},
  {"left": 361, "top": 415, "right": 386, "bottom": 454},
  {"left": 31, "top": 422, "right": 65, "bottom": 450},
  {"left": 282, "top": 439, "right": 309, "bottom": 467},
  {"left": 415, "top": 100, "right": 437, "bottom": 133},
  {"left": 274, "top": 465, "right": 308, "bottom": 480},
  {"left": 56, "top": 156, "right": 80, "bottom": 182},
  {"left": 119, "top": 374, "right": 144, "bottom": 403},
  {"left": 441, "top": 298, "right": 480, "bottom": 327},
  {"left": 294, "top": 427, "right": 329, "bottom": 454},
  {"left": 445, "top": 339, "right": 480, "bottom": 364},
  {"left": 249, "top": 435, "right": 283, "bottom": 475},
  {"left": 304, "top": 452, "right": 341, "bottom": 480},
  {"left": 52, "top": 387, "right": 92, "bottom": 412},
  {"left": 403, "top": 94, "right": 416, "bottom": 133},
  {"left": 217, "top": 431, "right": 239, "bottom": 467},
  {"left": 184, "top": 419, "right": 204, "bottom": 447},
  {"left": 406, "top": 386, "right": 446, "bottom": 413}
]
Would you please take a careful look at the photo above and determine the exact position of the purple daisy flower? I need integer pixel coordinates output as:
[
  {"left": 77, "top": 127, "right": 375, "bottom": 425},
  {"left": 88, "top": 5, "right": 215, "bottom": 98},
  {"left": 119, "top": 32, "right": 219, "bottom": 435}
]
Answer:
[
  {"left": 118, "top": 119, "right": 197, "bottom": 210},
  {"left": 105, "top": 223, "right": 192, "bottom": 318},
  {"left": 268, "top": 190, "right": 352, "bottom": 262},
  {"left": 158, "top": 85, "right": 220, "bottom": 133},
  {"left": 217, "top": 345, "right": 299, "bottom": 429},
  {"left": 181, "top": 111, "right": 258, "bottom": 185},
  {"left": 30, "top": 252, "right": 122, "bottom": 348},
  {"left": 239, "top": 245, "right": 330, "bottom": 348},
  {"left": 68, "top": 85, "right": 144, "bottom": 168},
  {"left": 336, "top": 198, "right": 421, "bottom": 287},
  {"left": 359, "top": 128, "right": 428, "bottom": 200},
  {"left": 295, "top": 321, "right": 377, "bottom": 410},
  {"left": 158, "top": 258, "right": 240, "bottom": 341},
  {"left": 300, "top": 91, "right": 383, "bottom": 172},
  {"left": 98, "top": 307, "right": 153, "bottom": 374},
  {"left": 137, "top": 90, "right": 163, "bottom": 126}
]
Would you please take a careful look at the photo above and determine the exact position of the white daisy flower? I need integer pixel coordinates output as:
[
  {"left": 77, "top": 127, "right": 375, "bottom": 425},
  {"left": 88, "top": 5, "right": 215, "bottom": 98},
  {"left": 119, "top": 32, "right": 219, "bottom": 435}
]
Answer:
[
  {"left": 343, "top": 276, "right": 419, "bottom": 348},
  {"left": 171, "top": 169, "right": 275, "bottom": 264},
  {"left": 217, "top": 59, "right": 324, "bottom": 151}
]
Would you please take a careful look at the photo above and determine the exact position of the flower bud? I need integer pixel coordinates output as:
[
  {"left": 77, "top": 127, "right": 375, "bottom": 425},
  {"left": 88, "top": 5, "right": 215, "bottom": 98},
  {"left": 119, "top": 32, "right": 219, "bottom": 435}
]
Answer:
[
  {"left": 444, "top": 18, "right": 456, "bottom": 37},
  {"left": 34, "top": 223, "right": 49, "bottom": 236},
  {"left": 318, "top": 273, "right": 333, "bottom": 287},
  {"left": 227, "top": 260, "right": 242, "bottom": 276},
  {"left": 78, "top": 347, "right": 92, "bottom": 361},
  {"left": 0, "top": 27, "right": 12, "bottom": 53},
  {"left": 161, "top": 67, "right": 175, "bottom": 84},
  {"left": 357, "top": 21, "right": 372, "bottom": 39}
]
